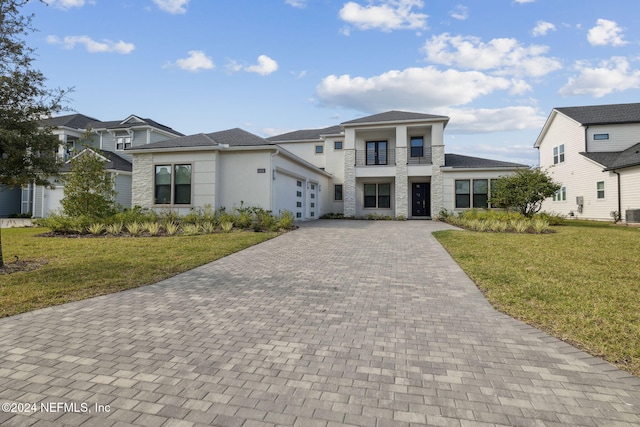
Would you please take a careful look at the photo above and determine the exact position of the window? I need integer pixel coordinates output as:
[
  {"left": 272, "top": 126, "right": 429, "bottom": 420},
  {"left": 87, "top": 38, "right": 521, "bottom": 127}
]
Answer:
[
  {"left": 315, "top": 145, "right": 324, "bottom": 154},
  {"left": 154, "top": 164, "right": 192, "bottom": 205},
  {"left": 455, "top": 180, "right": 470, "bottom": 209},
  {"left": 553, "top": 187, "right": 566, "bottom": 202},
  {"left": 597, "top": 181, "right": 605, "bottom": 199},
  {"left": 364, "top": 183, "right": 391, "bottom": 208},
  {"left": 334, "top": 184, "right": 343, "bottom": 201},
  {"left": 297, "top": 202, "right": 302, "bottom": 208},
  {"left": 116, "top": 136, "right": 131, "bottom": 151},
  {"left": 366, "top": 141, "right": 388, "bottom": 165},
  {"left": 473, "top": 180, "right": 489, "bottom": 208},
  {"left": 594, "top": 133, "right": 609, "bottom": 140},
  {"left": 297, "top": 181, "right": 302, "bottom": 187},
  {"left": 334, "top": 141, "right": 343, "bottom": 150},
  {"left": 553, "top": 144, "right": 565, "bottom": 164},
  {"left": 410, "top": 137, "right": 424, "bottom": 157}
]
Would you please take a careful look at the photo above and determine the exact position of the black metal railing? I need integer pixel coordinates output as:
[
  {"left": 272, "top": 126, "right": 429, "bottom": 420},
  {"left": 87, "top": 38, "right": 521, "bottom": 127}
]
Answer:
[
  {"left": 355, "top": 149, "right": 396, "bottom": 166},
  {"left": 407, "top": 147, "right": 432, "bottom": 165}
]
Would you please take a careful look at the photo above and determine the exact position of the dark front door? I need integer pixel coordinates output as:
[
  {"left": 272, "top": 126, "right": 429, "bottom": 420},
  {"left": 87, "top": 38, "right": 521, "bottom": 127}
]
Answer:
[{"left": 412, "top": 183, "right": 430, "bottom": 217}]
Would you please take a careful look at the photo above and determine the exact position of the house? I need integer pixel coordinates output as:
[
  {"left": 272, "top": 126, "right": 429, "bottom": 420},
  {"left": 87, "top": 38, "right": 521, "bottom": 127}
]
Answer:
[
  {"left": 13, "top": 113, "right": 183, "bottom": 218},
  {"left": 130, "top": 110, "right": 528, "bottom": 219},
  {"left": 535, "top": 103, "right": 640, "bottom": 221}
]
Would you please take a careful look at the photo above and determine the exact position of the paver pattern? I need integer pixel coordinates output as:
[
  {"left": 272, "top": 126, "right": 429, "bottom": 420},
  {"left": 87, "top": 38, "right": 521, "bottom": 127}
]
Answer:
[{"left": 0, "top": 220, "right": 639, "bottom": 427}]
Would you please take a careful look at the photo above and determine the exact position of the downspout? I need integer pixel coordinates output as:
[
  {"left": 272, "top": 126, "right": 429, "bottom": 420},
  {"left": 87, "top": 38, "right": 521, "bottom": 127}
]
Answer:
[
  {"left": 584, "top": 126, "right": 589, "bottom": 152},
  {"left": 270, "top": 148, "right": 280, "bottom": 211},
  {"left": 613, "top": 169, "right": 622, "bottom": 221}
]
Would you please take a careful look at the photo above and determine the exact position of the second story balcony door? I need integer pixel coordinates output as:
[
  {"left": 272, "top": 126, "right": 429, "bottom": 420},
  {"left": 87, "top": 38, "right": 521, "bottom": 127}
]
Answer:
[{"left": 366, "top": 141, "right": 388, "bottom": 165}]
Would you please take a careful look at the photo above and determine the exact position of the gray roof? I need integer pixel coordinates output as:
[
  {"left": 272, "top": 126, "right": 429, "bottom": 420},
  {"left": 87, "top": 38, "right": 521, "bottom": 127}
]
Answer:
[
  {"left": 91, "top": 116, "right": 184, "bottom": 136},
  {"left": 267, "top": 125, "right": 343, "bottom": 142},
  {"left": 580, "top": 142, "right": 640, "bottom": 170},
  {"left": 556, "top": 103, "right": 640, "bottom": 125},
  {"left": 40, "top": 113, "right": 100, "bottom": 129},
  {"left": 444, "top": 154, "right": 528, "bottom": 169},
  {"left": 61, "top": 149, "right": 132, "bottom": 173},
  {"left": 130, "top": 128, "right": 274, "bottom": 151},
  {"left": 341, "top": 110, "right": 449, "bottom": 125}
]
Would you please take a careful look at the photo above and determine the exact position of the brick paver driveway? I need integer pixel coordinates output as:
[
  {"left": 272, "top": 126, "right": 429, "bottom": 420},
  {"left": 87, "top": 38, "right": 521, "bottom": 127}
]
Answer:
[{"left": 1, "top": 220, "right": 639, "bottom": 426}]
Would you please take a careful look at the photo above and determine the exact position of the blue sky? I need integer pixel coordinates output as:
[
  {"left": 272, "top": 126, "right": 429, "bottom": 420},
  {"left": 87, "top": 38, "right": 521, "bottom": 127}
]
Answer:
[{"left": 24, "top": 0, "right": 640, "bottom": 165}]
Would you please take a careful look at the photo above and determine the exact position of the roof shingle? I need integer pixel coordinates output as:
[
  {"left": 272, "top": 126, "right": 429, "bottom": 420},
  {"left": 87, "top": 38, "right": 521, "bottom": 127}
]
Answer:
[
  {"left": 444, "top": 154, "right": 528, "bottom": 169},
  {"left": 341, "top": 110, "right": 449, "bottom": 125},
  {"left": 556, "top": 103, "right": 640, "bottom": 125}
]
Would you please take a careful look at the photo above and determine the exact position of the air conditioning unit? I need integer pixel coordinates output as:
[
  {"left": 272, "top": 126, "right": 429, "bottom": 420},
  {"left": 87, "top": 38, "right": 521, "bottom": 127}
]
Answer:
[{"left": 626, "top": 209, "right": 640, "bottom": 223}]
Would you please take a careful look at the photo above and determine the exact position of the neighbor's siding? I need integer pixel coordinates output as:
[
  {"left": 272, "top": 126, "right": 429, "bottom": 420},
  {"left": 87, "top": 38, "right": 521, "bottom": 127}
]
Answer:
[
  {"left": 587, "top": 123, "right": 640, "bottom": 152},
  {"left": 620, "top": 167, "right": 640, "bottom": 219},
  {"left": 114, "top": 174, "right": 132, "bottom": 209},
  {"left": 0, "top": 186, "right": 21, "bottom": 217}
]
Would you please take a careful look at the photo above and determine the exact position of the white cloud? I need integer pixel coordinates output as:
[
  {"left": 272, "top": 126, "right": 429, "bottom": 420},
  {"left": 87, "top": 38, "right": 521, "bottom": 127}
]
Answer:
[
  {"left": 153, "top": 0, "right": 189, "bottom": 14},
  {"left": 442, "top": 106, "right": 546, "bottom": 133},
  {"left": 46, "top": 35, "right": 135, "bottom": 54},
  {"left": 316, "top": 66, "right": 519, "bottom": 112},
  {"left": 339, "top": 0, "right": 427, "bottom": 32},
  {"left": 423, "top": 33, "right": 562, "bottom": 77},
  {"left": 587, "top": 19, "right": 627, "bottom": 46},
  {"left": 42, "top": 0, "right": 87, "bottom": 9},
  {"left": 450, "top": 5, "right": 468, "bottom": 21},
  {"left": 532, "top": 21, "right": 555, "bottom": 37},
  {"left": 559, "top": 57, "right": 640, "bottom": 97},
  {"left": 285, "top": 0, "right": 307, "bottom": 8},
  {"left": 171, "top": 50, "right": 215, "bottom": 72},
  {"left": 513, "top": 0, "right": 535, "bottom": 3},
  {"left": 245, "top": 55, "right": 279, "bottom": 76}
]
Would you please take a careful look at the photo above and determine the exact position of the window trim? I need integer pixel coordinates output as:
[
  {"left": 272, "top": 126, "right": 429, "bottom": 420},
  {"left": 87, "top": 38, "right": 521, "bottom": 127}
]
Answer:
[
  {"left": 410, "top": 136, "right": 424, "bottom": 158},
  {"left": 366, "top": 141, "right": 388, "bottom": 165},
  {"left": 154, "top": 163, "right": 193, "bottom": 206},
  {"left": 116, "top": 136, "right": 132, "bottom": 151},
  {"left": 334, "top": 141, "right": 343, "bottom": 150},
  {"left": 363, "top": 183, "right": 391, "bottom": 209},
  {"left": 334, "top": 184, "right": 343, "bottom": 201},
  {"left": 593, "top": 133, "right": 609, "bottom": 141},
  {"left": 553, "top": 144, "right": 565, "bottom": 164},
  {"left": 315, "top": 145, "right": 324, "bottom": 154},
  {"left": 596, "top": 181, "right": 605, "bottom": 199},
  {"left": 455, "top": 179, "right": 497, "bottom": 209},
  {"left": 553, "top": 186, "right": 567, "bottom": 202}
]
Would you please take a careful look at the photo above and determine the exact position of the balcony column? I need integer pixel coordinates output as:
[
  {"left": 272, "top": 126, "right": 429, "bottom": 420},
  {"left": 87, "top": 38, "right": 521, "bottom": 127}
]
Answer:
[
  {"left": 431, "top": 123, "right": 445, "bottom": 215},
  {"left": 395, "top": 126, "right": 408, "bottom": 218},
  {"left": 343, "top": 128, "right": 356, "bottom": 217}
]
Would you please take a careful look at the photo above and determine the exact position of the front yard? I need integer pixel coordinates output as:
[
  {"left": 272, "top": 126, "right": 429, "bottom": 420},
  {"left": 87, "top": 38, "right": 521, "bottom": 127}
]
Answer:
[
  {"left": 434, "top": 220, "right": 640, "bottom": 376},
  {"left": 0, "top": 227, "right": 276, "bottom": 318}
]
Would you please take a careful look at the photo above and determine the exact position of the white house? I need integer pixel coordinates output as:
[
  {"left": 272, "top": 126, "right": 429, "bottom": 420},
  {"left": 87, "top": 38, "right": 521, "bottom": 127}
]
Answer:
[
  {"left": 535, "top": 103, "right": 640, "bottom": 222},
  {"left": 16, "top": 113, "right": 183, "bottom": 217},
  {"left": 129, "top": 111, "right": 528, "bottom": 219}
]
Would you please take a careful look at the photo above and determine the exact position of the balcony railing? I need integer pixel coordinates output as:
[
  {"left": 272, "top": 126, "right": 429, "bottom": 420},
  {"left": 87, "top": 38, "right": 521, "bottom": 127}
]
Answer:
[
  {"left": 355, "top": 149, "right": 396, "bottom": 166},
  {"left": 407, "top": 147, "right": 432, "bottom": 165}
]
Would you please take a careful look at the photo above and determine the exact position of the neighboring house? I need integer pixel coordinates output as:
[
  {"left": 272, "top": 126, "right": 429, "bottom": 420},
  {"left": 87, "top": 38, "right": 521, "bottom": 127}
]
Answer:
[
  {"left": 535, "top": 103, "right": 640, "bottom": 221},
  {"left": 130, "top": 110, "right": 527, "bottom": 219},
  {"left": 15, "top": 113, "right": 183, "bottom": 218}
]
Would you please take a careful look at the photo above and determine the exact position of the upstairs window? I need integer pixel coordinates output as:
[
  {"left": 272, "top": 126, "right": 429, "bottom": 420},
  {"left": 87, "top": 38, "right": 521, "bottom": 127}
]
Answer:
[
  {"left": 116, "top": 136, "right": 131, "bottom": 151},
  {"left": 366, "top": 141, "right": 388, "bottom": 165},
  {"left": 315, "top": 145, "right": 324, "bottom": 154},
  {"left": 410, "top": 137, "right": 424, "bottom": 157},
  {"left": 593, "top": 133, "right": 609, "bottom": 140},
  {"left": 553, "top": 144, "right": 565, "bottom": 164},
  {"left": 334, "top": 141, "right": 343, "bottom": 150}
]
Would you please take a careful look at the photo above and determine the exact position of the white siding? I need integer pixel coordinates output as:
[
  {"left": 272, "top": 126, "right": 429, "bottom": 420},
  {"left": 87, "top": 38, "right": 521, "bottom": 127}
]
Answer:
[
  {"left": 587, "top": 124, "right": 640, "bottom": 152},
  {"left": 620, "top": 167, "right": 640, "bottom": 220}
]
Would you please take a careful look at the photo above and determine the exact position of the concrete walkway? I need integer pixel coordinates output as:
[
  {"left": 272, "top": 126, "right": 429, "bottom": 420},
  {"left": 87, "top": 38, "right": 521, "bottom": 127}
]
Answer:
[{"left": 0, "top": 220, "right": 639, "bottom": 427}]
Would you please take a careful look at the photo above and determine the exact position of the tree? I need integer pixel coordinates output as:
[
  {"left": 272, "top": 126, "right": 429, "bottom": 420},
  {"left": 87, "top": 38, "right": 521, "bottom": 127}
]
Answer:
[
  {"left": 489, "top": 168, "right": 561, "bottom": 217},
  {"left": 1, "top": 0, "right": 68, "bottom": 267},
  {"left": 61, "top": 147, "right": 117, "bottom": 219}
]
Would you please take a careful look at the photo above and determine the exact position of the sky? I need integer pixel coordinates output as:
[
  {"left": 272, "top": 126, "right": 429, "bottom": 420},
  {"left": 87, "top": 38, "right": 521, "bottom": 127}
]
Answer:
[{"left": 22, "top": 0, "right": 640, "bottom": 165}]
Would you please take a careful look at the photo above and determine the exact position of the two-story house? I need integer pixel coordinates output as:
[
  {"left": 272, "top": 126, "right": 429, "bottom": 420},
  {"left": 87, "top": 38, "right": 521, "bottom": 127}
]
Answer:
[
  {"left": 129, "top": 110, "right": 528, "bottom": 219},
  {"left": 535, "top": 103, "right": 640, "bottom": 221},
  {"left": 18, "top": 113, "right": 183, "bottom": 217}
]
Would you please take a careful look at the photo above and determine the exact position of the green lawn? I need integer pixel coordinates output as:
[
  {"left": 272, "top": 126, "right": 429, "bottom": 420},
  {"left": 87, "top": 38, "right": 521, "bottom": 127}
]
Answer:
[
  {"left": 0, "top": 227, "right": 276, "bottom": 318},
  {"left": 434, "top": 221, "right": 640, "bottom": 376}
]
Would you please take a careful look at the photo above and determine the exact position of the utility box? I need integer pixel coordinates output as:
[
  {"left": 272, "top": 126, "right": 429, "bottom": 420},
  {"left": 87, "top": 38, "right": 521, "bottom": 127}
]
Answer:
[
  {"left": 576, "top": 196, "right": 584, "bottom": 205},
  {"left": 626, "top": 209, "right": 640, "bottom": 223}
]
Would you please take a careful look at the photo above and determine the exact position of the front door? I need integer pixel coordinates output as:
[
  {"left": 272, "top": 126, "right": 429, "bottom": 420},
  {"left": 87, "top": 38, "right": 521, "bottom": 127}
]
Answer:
[{"left": 412, "top": 183, "right": 430, "bottom": 217}]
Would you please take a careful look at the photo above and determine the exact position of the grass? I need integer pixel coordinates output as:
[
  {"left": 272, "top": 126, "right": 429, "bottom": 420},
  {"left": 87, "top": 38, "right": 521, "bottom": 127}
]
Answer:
[
  {"left": 0, "top": 227, "right": 277, "bottom": 318},
  {"left": 433, "top": 220, "right": 640, "bottom": 376}
]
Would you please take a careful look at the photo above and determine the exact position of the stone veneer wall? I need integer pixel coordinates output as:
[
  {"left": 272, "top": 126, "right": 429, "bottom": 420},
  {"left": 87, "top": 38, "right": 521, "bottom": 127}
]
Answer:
[
  {"left": 395, "top": 148, "right": 408, "bottom": 218},
  {"left": 131, "top": 153, "right": 153, "bottom": 209},
  {"left": 344, "top": 149, "right": 356, "bottom": 217},
  {"left": 431, "top": 144, "right": 445, "bottom": 215}
]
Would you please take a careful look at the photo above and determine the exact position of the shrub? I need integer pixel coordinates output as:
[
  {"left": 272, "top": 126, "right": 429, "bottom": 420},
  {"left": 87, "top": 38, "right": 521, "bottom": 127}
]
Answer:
[
  {"left": 277, "top": 210, "right": 295, "bottom": 230},
  {"left": 36, "top": 213, "right": 92, "bottom": 234},
  {"left": 200, "top": 221, "right": 216, "bottom": 234},
  {"left": 255, "top": 208, "right": 276, "bottom": 231},
  {"left": 106, "top": 222, "right": 123, "bottom": 235},
  {"left": 510, "top": 220, "right": 530, "bottom": 233},
  {"left": 537, "top": 211, "right": 566, "bottom": 226},
  {"left": 144, "top": 222, "right": 161, "bottom": 236},
  {"left": 164, "top": 222, "right": 179, "bottom": 236},
  {"left": 87, "top": 223, "right": 104, "bottom": 236},
  {"left": 181, "top": 223, "right": 200, "bottom": 236},
  {"left": 125, "top": 221, "right": 143, "bottom": 236},
  {"left": 531, "top": 218, "right": 550, "bottom": 234},
  {"left": 220, "top": 221, "right": 234, "bottom": 233}
]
